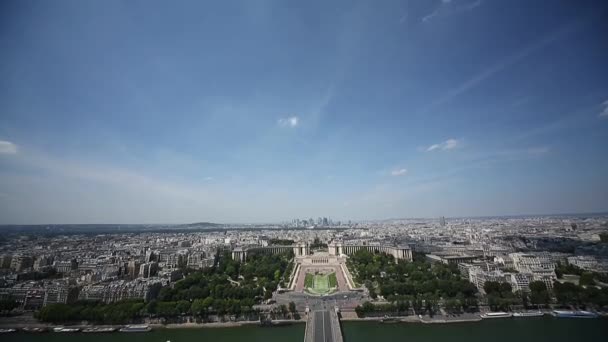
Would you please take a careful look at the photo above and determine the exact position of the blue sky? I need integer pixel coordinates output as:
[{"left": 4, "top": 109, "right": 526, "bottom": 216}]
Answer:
[{"left": 1, "top": 0, "right": 607, "bottom": 224}]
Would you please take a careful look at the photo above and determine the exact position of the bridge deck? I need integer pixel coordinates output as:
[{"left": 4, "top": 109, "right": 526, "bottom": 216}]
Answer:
[{"left": 304, "top": 310, "right": 343, "bottom": 342}]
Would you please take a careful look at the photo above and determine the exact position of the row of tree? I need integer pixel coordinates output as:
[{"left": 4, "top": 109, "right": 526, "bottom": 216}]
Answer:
[
  {"left": 555, "top": 261, "right": 608, "bottom": 284},
  {"left": 0, "top": 299, "right": 19, "bottom": 315},
  {"left": 151, "top": 297, "right": 257, "bottom": 317},
  {"left": 310, "top": 237, "right": 328, "bottom": 249},
  {"left": 37, "top": 251, "right": 295, "bottom": 324},
  {"left": 348, "top": 250, "right": 478, "bottom": 304},
  {"left": 267, "top": 239, "right": 295, "bottom": 246},
  {"left": 553, "top": 281, "right": 608, "bottom": 308},
  {"left": 355, "top": 301, "right": 410, "bottom": 317},
  {"left": 355, "top": 294, "right": 480, "bottom": 318},
  {"left": 36, "top": 300, "right": 145, "bottom": 324},
  {"left": 348, "top": 250, "right": 481, "bottom": 317},
  {"left": 482, "top": 277, "right": 608, "bottom": 310}
]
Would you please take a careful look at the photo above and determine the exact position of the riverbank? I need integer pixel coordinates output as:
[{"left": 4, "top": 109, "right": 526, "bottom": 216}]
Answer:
[
  {"left": 161, "top": 319, "right": 305, "bottom": 329},
  {"left": 341, "top": 315, "right": 418, "bottom": 323},
  {"left": 0, "top": 314, "right": 305, "bottom": 331},
  {"left": 419, "top": 315, "right": 482, "bottom": 324},
  {"left": 340, "top": 314, "right": 481, "bottom": 324},
  {"left": 3, "top": 318, "right": 607, "bottom": 342},
  {"left": 2, "top": 310, "right": 605, "bottom": 331}
]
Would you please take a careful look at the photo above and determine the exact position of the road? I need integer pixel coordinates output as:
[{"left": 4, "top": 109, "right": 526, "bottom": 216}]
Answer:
[
  {"left": 274, "top": 290, "right": 368, "bottom": 312},
  {"left": 312, "top": 310, "right": 333, "bottom": 342}
]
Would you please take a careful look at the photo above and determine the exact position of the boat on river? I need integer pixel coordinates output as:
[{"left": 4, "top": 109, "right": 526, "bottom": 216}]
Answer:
[
  {"left": 513, "top": 311, "right": 544, "bottom": 317},
  {"left": 552, "top": 310, "right": 598, "bottom": 318},
  {"left": 480, "top": 312, "right": 512, "bottom": 319},
  {"left": 119, "top": 324, "right": 151, "bottom": 332},
  {"left": 82, "top": 327, "right": 116, "bottom": 333},
  {"left": 380, "top": 315, "right": 401, "bottom": 323},
  {"left": 53, "top": 327, "right": 81, "bottom": 333},
  {"left": 22, "top": 327, "right": 48, "bottom": 333}
]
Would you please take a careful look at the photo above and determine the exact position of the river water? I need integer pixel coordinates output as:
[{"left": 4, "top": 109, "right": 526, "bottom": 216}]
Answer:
[{"left": 3, "top": 318, "right": 607, "bottom": 341}]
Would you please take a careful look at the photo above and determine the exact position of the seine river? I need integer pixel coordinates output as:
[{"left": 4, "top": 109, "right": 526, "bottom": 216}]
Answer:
[{"left": 3, "top": 318, "right": 607, "bottom": 342}]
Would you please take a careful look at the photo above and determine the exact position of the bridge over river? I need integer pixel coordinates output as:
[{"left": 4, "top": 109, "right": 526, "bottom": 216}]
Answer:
[{"left": 304, "top": 309, "right": 343, "bottom": 342}]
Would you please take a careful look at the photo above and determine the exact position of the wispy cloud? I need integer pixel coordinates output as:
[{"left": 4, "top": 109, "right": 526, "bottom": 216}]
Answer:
[
  {"left": 422, "top": 0, "right": 482, "bottom": 23},
  {"left": 513, "top": 102, "right": 599, "bottom": 143},
  {"left": 307, "top": 85, "right": 335, "bottom": 129},
  {"left": 599, "top": 100, "right": 608, "bottom": 118},
  {"left": 390, "top": 168, "right": 408, "bottom": 177},
  {"left": 427, "top": 138, "right": 461, "bottom": 152},
  {"left": 0, "top": 140, "right": 18, "bottom": 154},
  {"left": 278, "top": 116, "right": 299, "bottom": 128},
  {"left": 466, "top": 147, "right": 550, "bottom": 168},
  {"left": 0, "top": 150, "right": 236, "bottom": 223},
  {"left": 418, "top": 19, "right": 585, "bottom": 116},
  {"left": 402, "top": 146, "right": 551, "bottom": 192},
  {"left": 204, "top": 176, "right": 214, "bottom": 181}
]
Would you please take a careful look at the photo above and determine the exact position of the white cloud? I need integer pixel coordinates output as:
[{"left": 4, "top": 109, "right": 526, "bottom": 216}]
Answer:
[
  {"left": 426, "top": 138, "right": 461, "bottom": 152},
  {"left": 390, "top": 168, "right": 408, "bottom": 176},
  {"left": 599, "top": 100, "right": 608, "bottom": 118},
  {"left": 444, "top": 139, "right": 459, "bottom": 149},
  {"left": 204, "top": 176, "right": 214, "bottom": 181},
  {"left": 0, "top": 140, "right": 18, "bottom": 154},
  {"left": 278, "top": 116, "right": 299, "bottom": 128}
]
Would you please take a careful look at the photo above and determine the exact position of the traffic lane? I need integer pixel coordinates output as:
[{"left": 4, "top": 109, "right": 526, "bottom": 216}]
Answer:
[
  {"left": 313, "top": 311, "right": 324, "bottom": 342},
  {"left": 313, "top": 311, "right": 334, "bottom": 342},
  {"left": 326, "top": 311, "right": 333, "bottom": 342}
]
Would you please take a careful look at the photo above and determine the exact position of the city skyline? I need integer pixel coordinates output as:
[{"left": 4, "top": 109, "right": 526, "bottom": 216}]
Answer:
[
  {"left": 1, "top": 211, "right": 608, "bottom": 227},
  {"left": 1, "top": 0, "right": 608, "bottom": 224}
]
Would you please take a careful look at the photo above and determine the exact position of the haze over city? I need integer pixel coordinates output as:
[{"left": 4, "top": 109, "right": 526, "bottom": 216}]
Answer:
[{"left": 1, "top": 0, "right": 608, "bottom": 224}]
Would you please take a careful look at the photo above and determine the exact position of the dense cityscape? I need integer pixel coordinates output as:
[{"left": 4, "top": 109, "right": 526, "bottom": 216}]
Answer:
[{"left": 1, "top": 214, "right": 607, "bottom": 340}]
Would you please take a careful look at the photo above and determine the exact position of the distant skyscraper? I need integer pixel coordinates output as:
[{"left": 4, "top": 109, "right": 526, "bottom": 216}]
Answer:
[{"left": 440, "top": 216, "right": 446, "bottom": 227}]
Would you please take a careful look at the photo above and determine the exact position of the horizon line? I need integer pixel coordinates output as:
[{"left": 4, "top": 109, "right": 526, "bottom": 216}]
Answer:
[{"left": 0, "top": 210, "right": 606, "bottom": 227}]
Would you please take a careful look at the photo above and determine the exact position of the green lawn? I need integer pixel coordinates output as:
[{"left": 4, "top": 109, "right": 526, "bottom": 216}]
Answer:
[
  {"left": 305, "top": 272, "right": 338, "bottom": 295},
  {"left": 304, "top": 273, "right": 314, "bottom": 288},
  {"left": 328, "top": 272, "right": 338, "bottom": 288}
]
